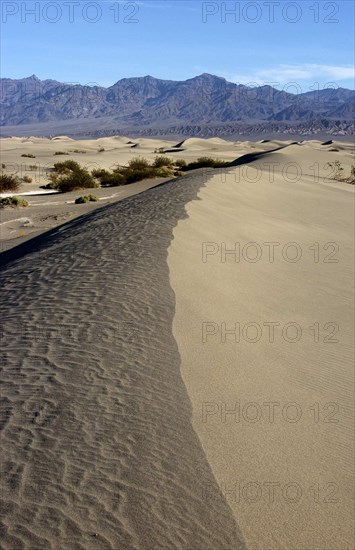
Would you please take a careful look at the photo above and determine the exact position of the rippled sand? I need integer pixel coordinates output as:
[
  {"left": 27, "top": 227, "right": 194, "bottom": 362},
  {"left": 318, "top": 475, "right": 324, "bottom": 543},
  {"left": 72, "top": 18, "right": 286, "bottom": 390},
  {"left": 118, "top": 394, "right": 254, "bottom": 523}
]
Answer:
[
  {"left": 1, "top": 139, "right": 353, "bottom": 549},
  {"left": 0, "top": 170, "right": 247, "bottom": 549}
]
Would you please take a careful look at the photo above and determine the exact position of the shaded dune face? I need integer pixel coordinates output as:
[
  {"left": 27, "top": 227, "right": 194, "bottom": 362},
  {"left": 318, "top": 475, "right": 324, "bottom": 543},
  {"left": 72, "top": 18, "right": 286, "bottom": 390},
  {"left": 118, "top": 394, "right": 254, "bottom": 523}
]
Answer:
[{"left": 0, "top": 172, "right": 246, "bottom": 549}]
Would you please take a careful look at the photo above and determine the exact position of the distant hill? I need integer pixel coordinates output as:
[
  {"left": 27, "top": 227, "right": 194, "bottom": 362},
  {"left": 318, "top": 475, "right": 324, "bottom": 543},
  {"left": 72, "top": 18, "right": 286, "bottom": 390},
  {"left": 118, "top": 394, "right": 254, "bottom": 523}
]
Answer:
[{"left": 1, "top": 74, "right": 354, "bottom": 137}]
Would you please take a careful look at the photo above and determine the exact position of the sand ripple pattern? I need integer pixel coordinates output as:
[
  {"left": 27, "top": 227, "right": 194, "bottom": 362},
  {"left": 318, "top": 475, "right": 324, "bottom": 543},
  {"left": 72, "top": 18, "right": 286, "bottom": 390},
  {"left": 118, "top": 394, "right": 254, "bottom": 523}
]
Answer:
[{"left": 0, "top": 172, "right": 245, "bottom": 550}]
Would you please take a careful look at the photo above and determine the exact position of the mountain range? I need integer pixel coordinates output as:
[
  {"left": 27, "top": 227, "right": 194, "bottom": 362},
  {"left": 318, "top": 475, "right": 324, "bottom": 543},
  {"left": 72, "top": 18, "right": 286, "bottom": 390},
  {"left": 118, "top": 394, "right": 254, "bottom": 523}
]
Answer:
[{"left": 1, "top": 73, "right": 354, "bottom": 137}]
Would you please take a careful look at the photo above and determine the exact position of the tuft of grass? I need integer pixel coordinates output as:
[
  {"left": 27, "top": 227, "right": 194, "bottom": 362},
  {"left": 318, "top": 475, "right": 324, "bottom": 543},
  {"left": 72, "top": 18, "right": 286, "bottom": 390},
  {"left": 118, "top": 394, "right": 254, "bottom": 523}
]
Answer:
[
  {"left": 181, "top": 157, "right": 229, "bottom": 171},
  {"left": 124, "top": 168, "right": 156, "bottom": 184},
  {"left": 174, "top": 159, "right": 187, "bottom": 168},
  {"left": 348, "top": 165, "right": 355, "bottom": 185},
  {"left": 153, "top": 156, "right": 174, "bottom": 168},
  {"left": 22, "top": 175, "right": 32, "bottom": 183},
  {"left": 0, "top": 173, "right": 21, "bottom": 193},
  {"left": 0, "top": 196, "right": 28, "bottom": 207},
  {"left": 21, "top": 153, "right": 36, "bottom": 158},
  {"left": 75, "top": 194, "right": 99, "bottom": 204},
  {"left": 326, "top": 161, "right": 355, "bottom": 185},
  {"left": 127, "top": 157, "right": 150, "bottom": 170},
  {"left": 154, "top": 166, "right": 175, "bottom": 178},
  {"left": 53, "top": 160, "right": 81, "bottom": 173}
]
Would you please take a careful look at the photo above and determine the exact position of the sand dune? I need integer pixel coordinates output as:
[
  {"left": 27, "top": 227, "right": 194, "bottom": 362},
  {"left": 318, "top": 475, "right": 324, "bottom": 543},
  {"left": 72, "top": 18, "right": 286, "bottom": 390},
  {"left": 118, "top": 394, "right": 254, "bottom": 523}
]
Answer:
[
  {"left": 1, "top": 138, "right": 354, "bottom": 549},
  {"left": 0, "top": 170, "right": 247, "bottom": 550},
  {"left": 168, "top": 145, "right": 354, "bottom": 549}
]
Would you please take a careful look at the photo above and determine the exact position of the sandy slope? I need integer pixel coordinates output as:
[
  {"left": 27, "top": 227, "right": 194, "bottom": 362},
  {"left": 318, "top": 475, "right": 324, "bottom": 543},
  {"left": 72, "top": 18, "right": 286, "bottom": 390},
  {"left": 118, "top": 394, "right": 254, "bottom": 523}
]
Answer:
[
  {"left": 168, "top": 144, "right": 354, "bottom": 549},
  {"left": 0, "top": 171, "right": 246, "bottom": 550}
]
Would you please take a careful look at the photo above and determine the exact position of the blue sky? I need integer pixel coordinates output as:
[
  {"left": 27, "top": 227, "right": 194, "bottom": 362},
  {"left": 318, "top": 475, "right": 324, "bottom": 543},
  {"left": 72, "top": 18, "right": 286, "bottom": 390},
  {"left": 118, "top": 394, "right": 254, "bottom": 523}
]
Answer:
[{"left": 1, "top": 0, "right": 354, "bottom": 91}]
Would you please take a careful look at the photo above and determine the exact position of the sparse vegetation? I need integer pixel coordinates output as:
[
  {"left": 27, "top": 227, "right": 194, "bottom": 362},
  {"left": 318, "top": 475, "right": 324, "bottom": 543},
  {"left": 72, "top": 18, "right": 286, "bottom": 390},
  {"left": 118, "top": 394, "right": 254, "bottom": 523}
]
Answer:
[
  {"left": 349, "top": 165, "right": 355, "bottom": 184},
  {"left": 92, "top": 168, "right": 110, "bottom": 179},
  {"left": 0, "top": 196, "right": 28, "bottom": 207},
  {"left": 53, "top": 160, "right": 81, "bottom": 173},
  {"left": 54, "top": 151, "right": 69, "bottom": 155},
  {"left": 153, "top": 156, "right": 173, "bottom": 168},
  {"left": 21, "top": 153, "right": 36, "bottom": 158},
  {"left": 75, "top": 194, "right": 99, "bottom": 204},
  {"left": 22, "top": 175, "right": 32, "bottom": 183},
  {"left": 90, "top": 154, "right": 227, "bottom": 187},
  {"left": 0, "top": 173, "right": 21, "bottom": 193},
  {"left": 45, "top": 160, "right": 98, "bottom": 193},
  {"left": 127, "top": 157, "right": 151, "bottom": 170},
  {"left": 179, "top": 157, "right": 229, "bottom": 171},
  {"left": 174, "top": 159, "right": 187, "bottom": 168},
  {"left": 70, "top": 149, "right": 87, "bottom": 154},
  {"left": 29, "top": 165, "right": 38, "bottom": 170},
  {"left": 326, "top": 161, "right": 355, "bottom": 185},
  {"left": 124, "top": 167, "right": 157, "bottom": 184}
]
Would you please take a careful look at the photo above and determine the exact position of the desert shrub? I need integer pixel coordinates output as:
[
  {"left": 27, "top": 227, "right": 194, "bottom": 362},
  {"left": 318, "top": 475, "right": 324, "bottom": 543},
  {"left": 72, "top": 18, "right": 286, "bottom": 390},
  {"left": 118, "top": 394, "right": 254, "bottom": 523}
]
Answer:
[
  {"left": 124, "top": 167, "right": 156, "bottom": 184},
  {"left": 21, "top": 153, "right": 36, "bottom": 158},
  {"left": 45, "top": 160, "right": 98, "bottom": 192},
  {"left": 154, "top": 147, "right": 166, "bottom": 154},
  {"left": 326, "top": 160, "right": 344, "bottom": 180},
  {"left": 127, "top": 157, "right": 150, "bottom": 170},
  {"left": 153, "top": 156, "right": 173, "bottom": 168},
  {"left": 45, "top": 173, "right": 60, "bottom": 189},
  {"left": 53, "top": 160, "right": 81, "bottom": 174},
  {"left": 348, "top": 165, "right": 355, "bottom": 185},
  {"left": 98, "top": 147, "right": 105, "bottom": 153},
  {"left": 1, "top": 163, "right": 5, "bottom": 169},
  {"left": 70, "top": 149, "right": 87, "bottom": 154},
  {"left": 75, "top": 194, "right": 99, "bottom": 204},
  {"left": 0, "top": 196, "right": 28, "bottom": 207},
  {"left": 0, "top": 174, "right": 21, "bottom": 192},
  {"left": 155, "top": 166, "right": 175, "bottom": 178},
  {"left": 329, "top": 148, "right": 339, "bottom": 152},
  {"left": 102, "top": 173, "right": 126, "bottom": 186},
  {"left": 92, "top": 168, "right": 125, "bottom": 186},
  {"left": 54, "top": 151, "right": 69, "bottom": 155},
  {"left": 92, "top": 168, "right": 110, "bottom": 179},
  {"left": 22, "top": 175, "right": 32, "bottom": 183},
  {"left": 182, "top": 157, "right": 229, "bottom": 171},
  {"left": 326, "top": 161, "right": 355, "bottom": 185},
  {"left": 57, "top": 170, "right": 98, "bottom": 193},
  {"left": 174, "top": 159, "right": 187, "bottom": 168},
  {"left": 29, "top": 165, "right": 38, "bottom": 170}
]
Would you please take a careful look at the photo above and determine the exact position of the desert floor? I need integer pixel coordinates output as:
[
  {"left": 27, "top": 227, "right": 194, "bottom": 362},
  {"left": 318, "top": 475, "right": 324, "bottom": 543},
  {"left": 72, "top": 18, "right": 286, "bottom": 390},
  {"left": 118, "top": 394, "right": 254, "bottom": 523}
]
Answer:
[{"left": 1, "top": 134, "right": 312, "bottom": 250}]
